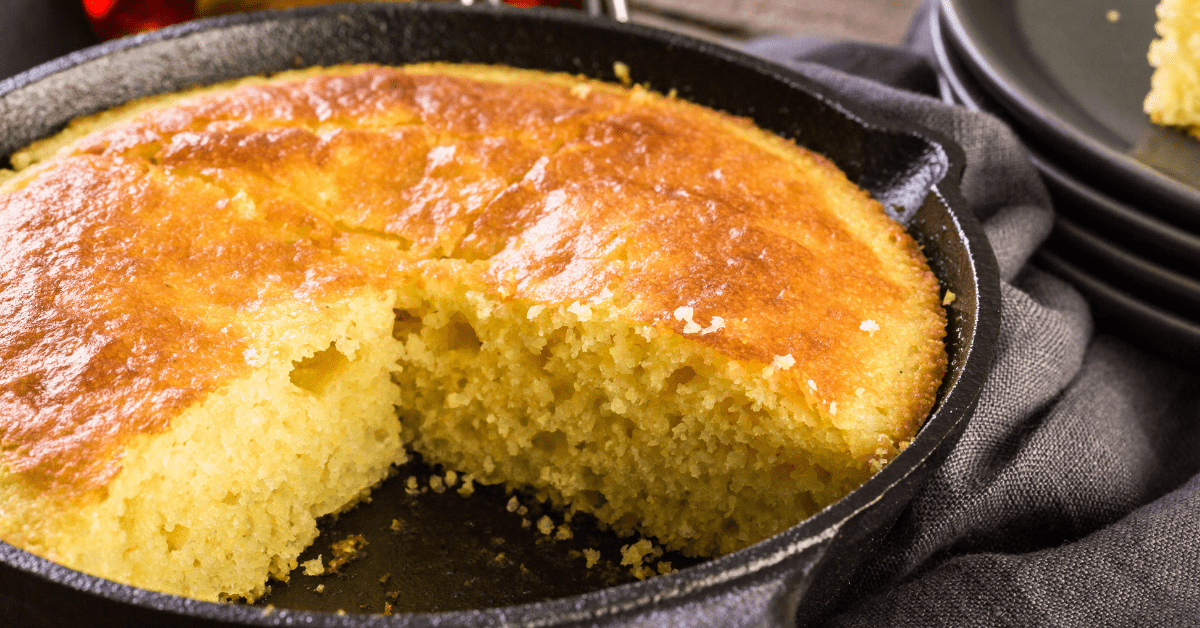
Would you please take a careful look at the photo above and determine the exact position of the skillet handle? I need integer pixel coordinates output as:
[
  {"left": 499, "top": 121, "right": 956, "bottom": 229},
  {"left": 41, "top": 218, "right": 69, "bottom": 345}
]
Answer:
[{"left": 589, "top": 523, "right": 841, "bottom": 628}]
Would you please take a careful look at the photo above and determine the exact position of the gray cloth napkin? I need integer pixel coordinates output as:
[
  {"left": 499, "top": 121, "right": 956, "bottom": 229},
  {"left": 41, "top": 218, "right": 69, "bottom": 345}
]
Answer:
[{"left": 743, "top": 2, "right": 1200, "bottom": 626}]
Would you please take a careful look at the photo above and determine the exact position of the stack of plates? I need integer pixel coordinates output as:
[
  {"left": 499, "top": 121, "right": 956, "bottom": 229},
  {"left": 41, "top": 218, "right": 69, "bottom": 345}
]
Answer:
[{"left": 929, "top": 0, "right": 1200, "bottom": 366}]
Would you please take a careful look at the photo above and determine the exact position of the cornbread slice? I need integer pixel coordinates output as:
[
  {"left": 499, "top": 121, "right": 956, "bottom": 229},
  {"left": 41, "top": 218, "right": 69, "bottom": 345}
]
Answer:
[
  {"left": 1146, "top": 0, "right": 1200, "bottom": 136},
  {"left": 0, "top": 64, "right": 946, "bottom": 600},
  {"left": 0, "top": 148, "right": 409, "bottom": 601}
]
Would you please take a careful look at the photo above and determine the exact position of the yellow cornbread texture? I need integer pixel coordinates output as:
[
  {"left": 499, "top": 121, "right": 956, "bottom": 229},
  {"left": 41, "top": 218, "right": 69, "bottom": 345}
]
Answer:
[
  {"left": 1147, "top": 0, "right": 1200, "bottom": 136},
  {"left": 0, "top": 63, "right": 947, "bottom": 602}
]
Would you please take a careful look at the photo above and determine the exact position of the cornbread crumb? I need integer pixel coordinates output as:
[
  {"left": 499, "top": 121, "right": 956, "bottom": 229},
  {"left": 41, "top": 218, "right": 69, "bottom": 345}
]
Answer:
[
  {"left": 673, "top": 306, "right": 703, "bottom": 334},
  {"left": 657, "top": 561, "right": 674, "bottom": 575},
  {"left": 315, "top": 584, "right": 325, "bottom": 593},
  {"left": 390, "top": 519, "right": 403, "bottom": 532},
  {"left": 379, "top": 573, "right": 391, "bottom": 584},
  {"left": 429, "top": 475, "right": 446, "bottom": 493},
  {"left": 458, "top": 475, "right": 476, "bottom": 497},
  {"left": 506, "top": 496, "right": 520, "bottom": 513},
  {"left": 583, "top": 548, "right": 601, "bottom": 568},
  {"left": 570, "top": 83, "right": 592, "bottom": 99},
  {"left": 327, "top": 534, "right": 367, "bottom": 574},
  {"left": 620, "top": 539, "right": 656, "bottom": 566},
  {"left": 943, "top": 290, "right": 957, "bottom": 306},
  {"left": 555, "top": 524, "right": 574, "bottom": 540},
  {"left": 613, "top": 61, "right": 631, "bottom": 85},
  {"left": 301, "top": 556, "right": 324, "bottom": 576},
  {"left": 566, "top": 301, "right": 593, "bottom": 322},
  {"left": 700, "top": 316, "right": 725, "bottom": 335},
  {"left": 762, "top": 353, "right": 796, "bottom": 377},
  {"left": 444, "top": 470, "right": 458, "bottom": 487},
  {"left": 620, "top": 539, "right": 662, "bottom": 580},
  {"left": 537, "top": 515, "right": 555, "bottom": 535},
  {"left": 1107, "top": 9, "right": 1120, "bottom": 22}
]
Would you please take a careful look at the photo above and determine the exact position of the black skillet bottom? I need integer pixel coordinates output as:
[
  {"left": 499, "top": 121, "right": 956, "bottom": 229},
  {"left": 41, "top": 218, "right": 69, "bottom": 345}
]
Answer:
[{"left": 257, "top": 454, "right": 705, "bottom": 614}]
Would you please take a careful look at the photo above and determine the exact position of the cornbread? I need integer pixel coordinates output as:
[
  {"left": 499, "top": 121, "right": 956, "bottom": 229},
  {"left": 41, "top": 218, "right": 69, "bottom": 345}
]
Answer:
[
  {"left": 0, "top": 64, "right": 946, "bottom": 602},
  {"left": 1146, "top": 0, "right": 1200, "bottom": 136}
]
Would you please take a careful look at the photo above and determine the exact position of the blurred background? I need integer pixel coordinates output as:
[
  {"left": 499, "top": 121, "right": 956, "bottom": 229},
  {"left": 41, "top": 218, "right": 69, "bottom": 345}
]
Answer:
[{"left": 1, "top": 0, "right": 923, "bottom": 81}]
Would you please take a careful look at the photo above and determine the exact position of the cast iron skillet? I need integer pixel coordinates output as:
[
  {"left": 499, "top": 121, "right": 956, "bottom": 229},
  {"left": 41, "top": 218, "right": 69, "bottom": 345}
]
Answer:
[{"left": 0, "top": 3, "right": 1000, "bottom": 626}]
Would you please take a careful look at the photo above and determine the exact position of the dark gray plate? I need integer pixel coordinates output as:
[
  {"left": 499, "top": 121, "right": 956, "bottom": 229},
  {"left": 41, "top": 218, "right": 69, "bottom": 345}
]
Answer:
[
  {"left": 1036, "top": 250, "right": 1200, "bottom": 366},
  {"left": 0, "top": 3, "right": 999, "bottom": 626},
  {"left": 930, "top": 3, "right": 1200, "bottom": 277},
  {"left": 1048, "top": 216, "right": 1200, "bottom": 320},
  {"left": 940, "top": 0, "right": 1200, "bottom": 232},
  {"left": 928, "top": 3, "right": 1200, "bottom": 366}
]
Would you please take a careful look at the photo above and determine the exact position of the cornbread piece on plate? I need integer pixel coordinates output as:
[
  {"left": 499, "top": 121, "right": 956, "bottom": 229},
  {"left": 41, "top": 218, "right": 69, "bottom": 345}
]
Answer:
[
  {"left": 1146, "top": 0, "right": 1200, "bottom": 136},
  {"left": 0, "top": 64, "right": 947, "bottom": 602}
]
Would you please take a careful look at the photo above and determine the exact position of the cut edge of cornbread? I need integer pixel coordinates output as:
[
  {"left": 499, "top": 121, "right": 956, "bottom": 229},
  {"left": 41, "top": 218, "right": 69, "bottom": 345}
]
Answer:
[{"left": 389, "top": 266, "right": 938, "bottom": 558}]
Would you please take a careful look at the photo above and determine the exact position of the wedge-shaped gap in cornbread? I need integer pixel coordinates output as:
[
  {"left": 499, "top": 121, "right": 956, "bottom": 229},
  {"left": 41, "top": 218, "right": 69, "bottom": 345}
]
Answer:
[{"left": 289, "top": 342, "right": 350, "bottom": 394}]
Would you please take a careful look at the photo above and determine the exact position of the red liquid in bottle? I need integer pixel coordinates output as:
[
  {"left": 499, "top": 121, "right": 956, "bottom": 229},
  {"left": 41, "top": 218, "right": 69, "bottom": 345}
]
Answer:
[
  {"left": 83, "top": 0, "right": 586, "bottom": 41},
  {"left": 84, "top": 0, "right": 196, "bottom": 40}
]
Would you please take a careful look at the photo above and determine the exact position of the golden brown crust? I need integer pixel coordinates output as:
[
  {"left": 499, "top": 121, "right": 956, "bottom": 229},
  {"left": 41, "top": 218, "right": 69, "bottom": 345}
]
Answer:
[
  {"left": 0, "top": 152, "right": 399, "bottom": 497},
  {"left": 0, "top": 63, "right": 946, "bottom": 496}
]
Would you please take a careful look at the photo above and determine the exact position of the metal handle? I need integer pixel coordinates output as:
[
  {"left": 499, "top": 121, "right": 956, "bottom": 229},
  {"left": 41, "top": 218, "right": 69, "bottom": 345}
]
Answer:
[
  {"left": 604, "top": 0, "right": 629, "bottom": 22},
  {"left": 458, "top": 0, "right": 627, "bottom": 21}
]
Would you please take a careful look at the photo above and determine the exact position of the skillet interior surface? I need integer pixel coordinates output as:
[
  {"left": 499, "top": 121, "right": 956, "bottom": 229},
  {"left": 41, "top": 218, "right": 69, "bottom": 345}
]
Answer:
[{"left": 0, "top": 3, "right": 1000, "bottom": 626}]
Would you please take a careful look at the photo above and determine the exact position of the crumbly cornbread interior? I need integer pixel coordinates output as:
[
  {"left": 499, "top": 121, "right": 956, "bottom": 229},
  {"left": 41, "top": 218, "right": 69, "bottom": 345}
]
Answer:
[
  {"left": 1147, "top": 0, "right": 1200, "bottom": 136},
  {"left": 0, "top": 64, "right": 946, "bottom": 602}
]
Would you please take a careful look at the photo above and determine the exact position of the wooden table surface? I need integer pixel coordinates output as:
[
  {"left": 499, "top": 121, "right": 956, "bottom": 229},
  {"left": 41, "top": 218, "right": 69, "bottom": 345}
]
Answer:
[{"left": 629, "top": 0, "right": 926, "bottom": 47}]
